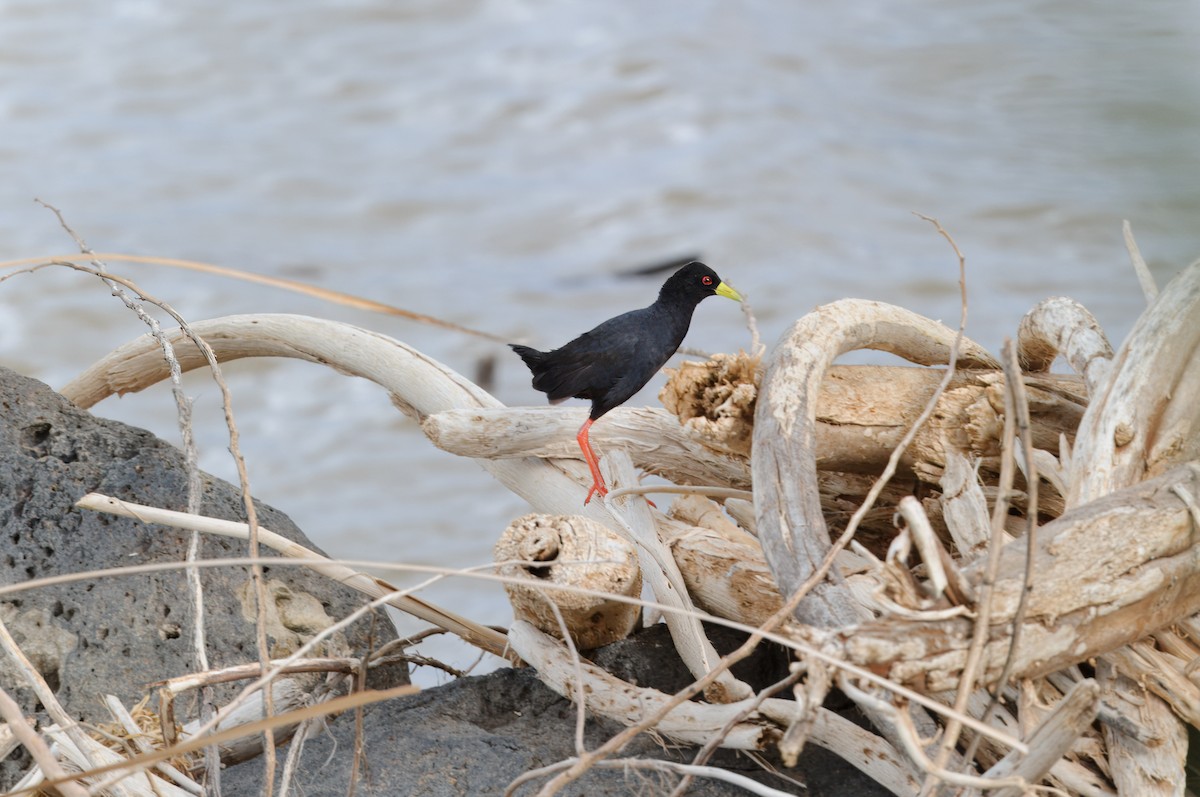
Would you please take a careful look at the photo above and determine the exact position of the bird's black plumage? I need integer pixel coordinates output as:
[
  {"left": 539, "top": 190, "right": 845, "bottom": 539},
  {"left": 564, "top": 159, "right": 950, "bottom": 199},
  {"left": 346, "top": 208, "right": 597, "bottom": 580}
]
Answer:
[{"left": 510, "top": 261, "right": 741, "bottom": 503}]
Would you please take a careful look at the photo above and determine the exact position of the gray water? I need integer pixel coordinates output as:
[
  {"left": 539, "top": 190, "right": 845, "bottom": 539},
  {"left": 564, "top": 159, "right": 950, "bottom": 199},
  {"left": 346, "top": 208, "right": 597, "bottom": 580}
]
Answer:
[{"left": 2, "top": 0, "right": 1197, "bottom": 678}]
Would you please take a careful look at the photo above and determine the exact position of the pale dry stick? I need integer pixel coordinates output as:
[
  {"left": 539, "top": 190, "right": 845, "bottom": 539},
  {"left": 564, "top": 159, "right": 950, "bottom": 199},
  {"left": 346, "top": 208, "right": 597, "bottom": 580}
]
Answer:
[
  {"left": 896, "top": 497, "right": 948, "bottom": 599},
  {"left": 0, "top": 615, "right": 100, "bottom": 776},
  {"left": 738, "top": 290, "right": 766, "bottom": 359},
  {"left": 666, "top": 668, "right": 804, "bottom": 797},
  {"left": 543, "top": 599, "right": 589, "bottom": 757},
  {"left": 513, "top": 756, "right": 799, "bottom": 797},
  {"left": 76, "top": 493, "right": 510, "bottom": 657},
  {"left": 277, "top": 672, "right": 355, "bottom": 797},
  {"left": 19, "top": 685, "right": 418, "bottom": 797},
  {"left": 18, "top": 226, "right": 225, "bottom": 792},
  {"left": 39, "top": 200, "right": 272, "bottom": 795},
  {"left": 277, "top": 713, "right": 316, "bottom": 797},
  {"left": 1, "top": 719, "right": 20, "bottom": 761},
  {"left": 960, "top": 342, "right": 1041, "bottom": 774},
  {"left": 0, "top": 250, "right": 510, "bottom": 342},
  {"left": 605, "top": 484, "right": 752, "bottom": 502},
  {"left": 1123, "top": 220, "right": 1158, "bottom": 304},
  {"left": 985, "top": 679, "right": 1100, "bottom": 797},
  {"left": 0, "top": 687, "right": 89, "bottom": 797},
  {"left": 507, "top": 621, "right": 926, "bottom": 797},
  {"left": 423, "top": 405, "right": 753, "bottom": 489},
  {"left": 840, "top": 676, "right": 1027, "bottom": 793},
  {"left": 160, "top": 659, "right": 364, "bottom": 693},
  {"left": 0, "top": 557, "right": 337, "bottom": 601},
  {"left": 599, "top": 759, "right": 800, "bottom": 797},
  {"left": 1172, "top": 466, "right": 1200, "bottom": 530},
  {"left": 103, "top": 695, "right": 204, "bottom": 797},
  {"left": 602, "top": 451, "right": 752, "bottom": 702},
  {"left": 1068, "top": 261, "right": 1200, "bottom": 502},
  {"left": 922, "top": 342, "right": 1020, "bottom": 796}
]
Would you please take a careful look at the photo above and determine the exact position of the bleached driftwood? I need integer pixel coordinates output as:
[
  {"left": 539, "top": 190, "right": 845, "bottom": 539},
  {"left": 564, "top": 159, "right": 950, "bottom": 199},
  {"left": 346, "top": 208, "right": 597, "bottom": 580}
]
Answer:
[
  {"left": 937, "top": 447, "right": 995, "bottom": 559},
  {"left": 62, "top": 314, "right": 636, "bottom": 524},
  {"left": 1065, "top": 263, "right": 1200, "bottom": 796},
  {"left": 985, "top": 678, "right": 1100, "bottom": 797},
  {"left": 177, "top": 676, "right": 316, "bottom": 767},
  {"left": 817, "top": 464, "right": 1200, "bottom": 689},
  {"left": 425, "top": 367, "right": 1085, "bottom": 488},
  {"left": 662, "top": 496, "right": 783, "bottom": 625},
  {"left": 507, "top": 620, "right": 921, "bottom": 797},
  {"left": 425, "top": 405, "right": 752, "bottom": 488},
  {"left": 602, "top": 451, "right": 753, "bottom": 703},
  {"left": 494, "top": 514, "right": 641, "bottom": 650},
  {"left": 1069, "top": 262, "right": 1200, "bottom": 504},
  {"left": 1017, "top": 296, "right": 1114, "bottom": 396},
  {"left": 752, "top": 299, "right": 997, "bottom": 629},
  {"left": 1097, "top": 665, "right": 1187, "bottom": 797}
]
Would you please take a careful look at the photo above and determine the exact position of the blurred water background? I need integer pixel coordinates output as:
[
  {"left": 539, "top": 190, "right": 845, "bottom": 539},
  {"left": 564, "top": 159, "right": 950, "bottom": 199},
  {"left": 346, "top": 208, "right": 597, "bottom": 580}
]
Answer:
[{"left": 1, "top": 0, "right": 1197, "bottom": 680}]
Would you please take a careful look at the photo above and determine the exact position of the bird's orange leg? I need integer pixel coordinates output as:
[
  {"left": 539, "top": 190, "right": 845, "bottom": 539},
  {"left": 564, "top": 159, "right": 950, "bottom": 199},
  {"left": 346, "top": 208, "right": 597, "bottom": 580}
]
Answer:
[{"left": 576, "top": 418, "right": 608, "bottom": 504}]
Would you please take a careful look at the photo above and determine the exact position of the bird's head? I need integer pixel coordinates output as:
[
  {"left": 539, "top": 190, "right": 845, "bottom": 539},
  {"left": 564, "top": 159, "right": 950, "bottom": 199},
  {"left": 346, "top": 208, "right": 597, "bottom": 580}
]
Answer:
[{"left": 663, "top": 261, "right": 743, "bottom": 304}]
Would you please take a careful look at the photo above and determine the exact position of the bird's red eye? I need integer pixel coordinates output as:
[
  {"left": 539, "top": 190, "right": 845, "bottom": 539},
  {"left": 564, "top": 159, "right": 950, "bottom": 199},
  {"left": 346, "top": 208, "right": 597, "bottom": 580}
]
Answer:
[{"left": 701, "top": 275, "right": 713, "bottom": 286}]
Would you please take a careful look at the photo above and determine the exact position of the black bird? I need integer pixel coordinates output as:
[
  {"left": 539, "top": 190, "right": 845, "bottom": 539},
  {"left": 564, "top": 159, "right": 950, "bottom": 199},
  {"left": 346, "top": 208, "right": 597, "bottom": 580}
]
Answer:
[{"left": 510, "top": 261, "right": 742, "bottom": 503}]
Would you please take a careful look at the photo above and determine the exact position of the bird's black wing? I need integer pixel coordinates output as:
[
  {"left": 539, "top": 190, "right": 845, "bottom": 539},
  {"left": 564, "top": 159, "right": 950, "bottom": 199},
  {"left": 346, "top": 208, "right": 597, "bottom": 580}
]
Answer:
[{"left": 532, "top": 308, "right": 649, "bottom": 404}]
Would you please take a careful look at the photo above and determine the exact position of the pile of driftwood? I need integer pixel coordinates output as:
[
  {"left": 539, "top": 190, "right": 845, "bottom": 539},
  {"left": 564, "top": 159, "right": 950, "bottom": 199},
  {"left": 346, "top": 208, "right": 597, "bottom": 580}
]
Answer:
[{"left": 9, "top": 250, "right": 1198, "bottom": 796}]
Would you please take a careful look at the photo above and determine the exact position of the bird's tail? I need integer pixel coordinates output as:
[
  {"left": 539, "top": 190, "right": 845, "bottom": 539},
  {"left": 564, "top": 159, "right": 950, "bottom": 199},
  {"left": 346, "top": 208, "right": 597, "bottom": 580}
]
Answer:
[{"left": 509, "top": 344, "right": 547, "bottom": 374}]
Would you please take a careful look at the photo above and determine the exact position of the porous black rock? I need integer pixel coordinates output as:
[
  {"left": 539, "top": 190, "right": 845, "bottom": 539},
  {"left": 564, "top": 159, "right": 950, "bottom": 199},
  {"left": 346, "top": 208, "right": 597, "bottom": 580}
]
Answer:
[{"left": 0, "top": 366, "right": 402, "bottom": 787}]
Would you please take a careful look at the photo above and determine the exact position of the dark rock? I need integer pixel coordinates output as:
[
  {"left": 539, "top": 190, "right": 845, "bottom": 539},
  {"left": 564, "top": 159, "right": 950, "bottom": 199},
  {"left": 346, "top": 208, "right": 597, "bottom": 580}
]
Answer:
[
  {"left": 0, "top": 366, "right": 402, "bottom": 788},
  {"left": 222, "top": 624, "right": 894, "bottom": 796}
]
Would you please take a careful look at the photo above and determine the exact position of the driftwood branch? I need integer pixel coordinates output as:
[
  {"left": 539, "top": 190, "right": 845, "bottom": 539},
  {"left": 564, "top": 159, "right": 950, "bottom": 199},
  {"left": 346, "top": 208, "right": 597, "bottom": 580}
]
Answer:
[
  {"left": 986, "top": 678, "right": 1100, "bottom": 797},
  {"left": 76, "top": 492, "right": 511, "bottom": 659},
  {"left": 507, "top": 620, "right": 921, "bottom": 796},
  {"left": 425, "top": 366, "right": 1084, "bottom": 488},
  {"left": 825, "top": 464, "right": 1200, "bottom": 690},
  {"left": 1017, "top": 296, "right": 1114, "bottom": 396},
  {"left": 1069, "top": 262, "right": 1200, "bottom": 504},
  {"left": 752, "top": 299, "right": 997, "bottom": 628},
  {"left": 61, "top": 313, "right": 624, "bottom": 522}
]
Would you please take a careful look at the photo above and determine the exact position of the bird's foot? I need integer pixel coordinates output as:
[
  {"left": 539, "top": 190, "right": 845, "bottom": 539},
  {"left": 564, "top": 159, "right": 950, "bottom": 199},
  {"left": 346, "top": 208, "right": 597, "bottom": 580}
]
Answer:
[{"left": 584, "top": 479, "right": 609, "bottom": 505}]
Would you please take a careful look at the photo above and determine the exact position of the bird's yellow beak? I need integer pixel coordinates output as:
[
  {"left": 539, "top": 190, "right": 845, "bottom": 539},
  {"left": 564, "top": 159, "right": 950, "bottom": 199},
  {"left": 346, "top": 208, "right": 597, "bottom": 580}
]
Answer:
[{"left": 715, "top": 282, "right": 742, "bottom": 302}]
